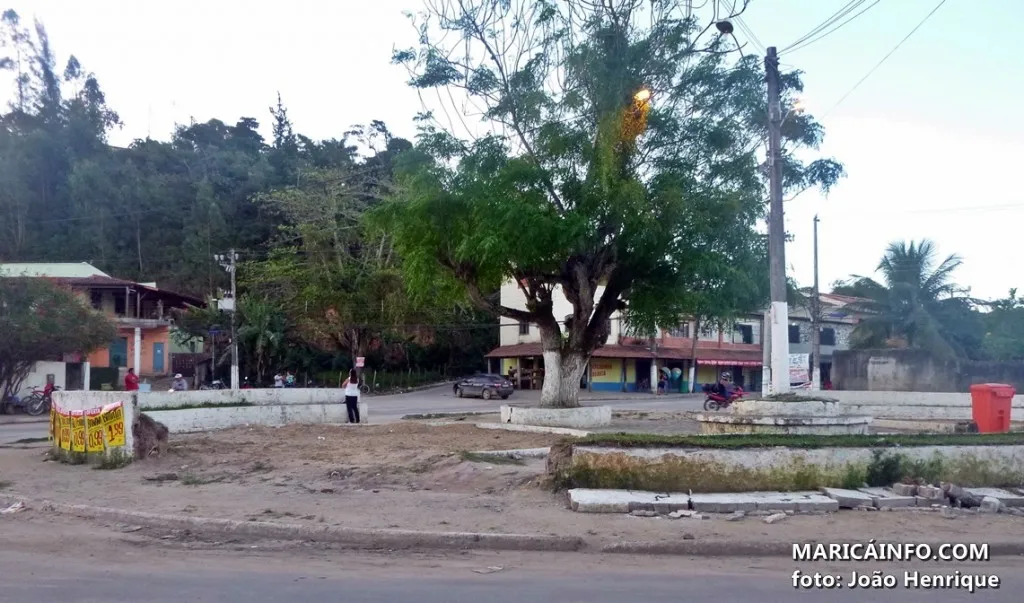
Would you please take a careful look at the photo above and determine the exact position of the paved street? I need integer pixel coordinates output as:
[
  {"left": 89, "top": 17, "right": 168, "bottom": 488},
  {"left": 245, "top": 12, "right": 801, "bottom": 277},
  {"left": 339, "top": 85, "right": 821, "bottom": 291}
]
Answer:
[
  {"left": 4, "top": 545, "right": 1021, "bottom": 603},
  {"left": 0, "top": 384, "right": 705, "bottom": 443}
]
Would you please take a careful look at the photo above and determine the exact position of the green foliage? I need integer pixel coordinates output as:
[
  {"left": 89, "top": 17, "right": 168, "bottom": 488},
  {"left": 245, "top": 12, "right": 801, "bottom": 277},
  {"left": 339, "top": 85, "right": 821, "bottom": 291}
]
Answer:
[
  {"left": 0, "top": 277, "right": 116, "bottom": 398},
  {"left": 864, "top": 449, "right": 904, "bottom": 487},
  {"left": 568, "top": 431, "right": 1024, "bottom": 449},
  {"left": 835, "top": 240, "right": 984, "bottom": 360},
  {"left": 981, "top": 289, "right": 1024, "bottom": 361},
  {"left": 377, "top": 0, "right": 843, "bottom": 408}
]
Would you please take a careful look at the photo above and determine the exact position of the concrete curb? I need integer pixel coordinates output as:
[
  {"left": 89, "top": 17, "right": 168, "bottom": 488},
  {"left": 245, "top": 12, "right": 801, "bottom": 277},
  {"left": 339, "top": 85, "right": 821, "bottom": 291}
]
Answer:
[
  {"left": 471, "top": 447, "right": 550, "bottom": 459},
  {"left": 476, "top": 422, "right": 590, "bottom": 437},
  {"left": 0, "top": 494, "right": 582, "bottom": 553}
]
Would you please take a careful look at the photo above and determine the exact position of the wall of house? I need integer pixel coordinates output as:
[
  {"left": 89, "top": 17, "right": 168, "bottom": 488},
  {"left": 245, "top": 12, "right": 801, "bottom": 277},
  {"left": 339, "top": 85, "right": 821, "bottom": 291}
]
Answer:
[
  {"left": 788, "top": 320, "right": 855, "bottom": 360},
  {"left": 833, "top": 349, "right": 1024, "bottom": 392},
  {"left": 499, "top": 280, "right": 623, "bottom": 346},
  {"left": 17, "top": 361, "right": 68, "bottom": 397},
  {"left": 588, "top": 358, "right": 623, "bottom": 392},
  {"left": 85, "top": 326, "right": 171, "bottom": 376}
]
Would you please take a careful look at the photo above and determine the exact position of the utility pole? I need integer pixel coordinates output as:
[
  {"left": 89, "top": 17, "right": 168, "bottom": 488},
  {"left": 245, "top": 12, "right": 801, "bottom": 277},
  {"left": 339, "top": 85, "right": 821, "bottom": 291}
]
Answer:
[
  {"left": 229, "top": 249, "right": 238, "bottom": 391},
  {"left": 215, "top": 250, "right": 240, "bottom": 391},
  {"left": 811, "top": 215, "right": 822, "bottom": 391},
  {"left": 765, "top": 46, "right": 790, "bottom": 395}
]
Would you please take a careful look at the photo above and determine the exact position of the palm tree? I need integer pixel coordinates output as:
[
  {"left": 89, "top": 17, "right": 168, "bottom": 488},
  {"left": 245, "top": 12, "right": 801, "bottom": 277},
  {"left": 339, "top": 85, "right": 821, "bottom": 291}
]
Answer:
[
  {"left": 237, "top": 295, "right": 288, "bottom": 384},
  {"left": 834, "top": 240, "right": 973, "bottom": 358}
]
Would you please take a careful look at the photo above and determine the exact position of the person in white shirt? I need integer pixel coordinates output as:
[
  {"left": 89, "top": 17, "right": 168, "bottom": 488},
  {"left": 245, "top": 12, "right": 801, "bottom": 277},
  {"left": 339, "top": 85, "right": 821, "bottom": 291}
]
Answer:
[
  {"left": 273, "top": 373, "right": 284, "bottom": 388},
  {"left": 341, "top": 368, "right": 361, "bottom": 424}
]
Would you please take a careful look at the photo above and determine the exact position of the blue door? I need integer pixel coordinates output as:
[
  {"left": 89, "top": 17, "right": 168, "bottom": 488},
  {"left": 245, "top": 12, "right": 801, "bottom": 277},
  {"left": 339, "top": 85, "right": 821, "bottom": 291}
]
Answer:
[
  {"left": 109, "top": 338, "right": 128, "bottom": 367},
  {"left": 153, "top": 342, "right": 165, "bottom": 373}
]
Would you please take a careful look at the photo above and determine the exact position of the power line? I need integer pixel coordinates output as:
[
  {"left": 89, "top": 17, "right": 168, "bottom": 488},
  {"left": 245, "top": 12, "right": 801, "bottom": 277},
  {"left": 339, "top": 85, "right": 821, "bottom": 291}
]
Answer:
[
  {"left": 734, "top": 15, "right": 766, "bottom": 55},
  {"left": 782, "top": 0, "right": 870, "bottom": 52},
  {"left": 823, "top": 0, "right": 949, "bottom": 117},
  {"left": 784, "top": 0, "right": 882, "bottom": 55}
]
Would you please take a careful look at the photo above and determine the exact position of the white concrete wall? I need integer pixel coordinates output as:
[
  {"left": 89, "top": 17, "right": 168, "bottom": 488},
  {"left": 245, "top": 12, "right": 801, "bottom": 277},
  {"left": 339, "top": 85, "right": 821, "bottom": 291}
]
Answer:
[
  {"left": 136, "top": 388, "right": 350, "bottom": 409},
  {"left": 576, "top": 444, "right": 1024, "bottom": 471},
  {"left": 824, "top": 390, "right": 1023, "bottom": 421},
  {"left": 146, "top": 402, "right": 368, "bottom": 433},
  {"left": 499, "top": 280, "right": 623, "bottom": 346},
  {"left": 18, "top": 361, "right": 67, "bottom": 397}
]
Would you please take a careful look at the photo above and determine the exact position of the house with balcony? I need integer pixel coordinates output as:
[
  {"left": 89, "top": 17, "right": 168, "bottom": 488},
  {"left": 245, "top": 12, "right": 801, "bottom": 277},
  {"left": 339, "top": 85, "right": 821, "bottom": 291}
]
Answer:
[
  {"left": 484, "top": 279, "right": 765, "bottom": 392},
  {"left": 786, "top": 292, "right": 864, "bottom": 386},
  {"left": 0, "top": 262, "right": 204, "bottom": 391}
]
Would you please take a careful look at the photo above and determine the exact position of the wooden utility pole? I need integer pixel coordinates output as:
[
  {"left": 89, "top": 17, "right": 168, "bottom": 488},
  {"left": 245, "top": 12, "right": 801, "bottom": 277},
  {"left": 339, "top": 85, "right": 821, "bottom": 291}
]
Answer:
[
  {"left": 811, "top": 215, "right": 821, "bottom": 390},
  {"left": 765, "top": 47, "right": 790, "bottom": 394}
]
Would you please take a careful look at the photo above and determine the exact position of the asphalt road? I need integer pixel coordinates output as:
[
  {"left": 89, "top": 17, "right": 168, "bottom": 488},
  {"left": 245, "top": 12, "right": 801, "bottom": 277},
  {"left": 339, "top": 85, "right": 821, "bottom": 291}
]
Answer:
[
  {"left": 5, "top": 547, "right": 1021, "bottom": 603},
  {"left": 0, "top": 384, "right": 705, "bottom": 443}
]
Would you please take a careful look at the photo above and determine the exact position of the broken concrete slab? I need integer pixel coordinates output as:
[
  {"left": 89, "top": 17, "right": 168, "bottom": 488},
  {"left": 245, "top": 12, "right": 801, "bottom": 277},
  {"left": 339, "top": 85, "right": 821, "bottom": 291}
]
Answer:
[
  {"left": 916, "top": 485, "right": 946, "bottom": 503},
  {"left": 690, "top": 491, "right": 838, "bottom": 513},
  {"left": 858, "top": 487, "right": 916, "bottom": 509},
  {"left": 979, "top": 497, "right": 1003, "bottom": 514},
  {"left": 567, "top": 489, "right": 689, "bottom": 514},
  {"left": 892, "top": 483, "right": 918, "bottom": 496},
  {"left": 820, "top": 487, "right": 875, "bottom": 509},
  {"left": 965, "top": 488, "right": 1024, "bottom": 508}
]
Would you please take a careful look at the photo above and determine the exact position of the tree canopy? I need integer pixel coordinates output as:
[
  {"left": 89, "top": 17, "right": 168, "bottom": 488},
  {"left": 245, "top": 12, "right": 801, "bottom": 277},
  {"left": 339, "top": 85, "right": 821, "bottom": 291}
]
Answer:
[
  {"left": 0, "top": 277, "right": 115, "bottom": 399},
  {"left": 375, "top": 0, "right": 843, "bottom": 406}
]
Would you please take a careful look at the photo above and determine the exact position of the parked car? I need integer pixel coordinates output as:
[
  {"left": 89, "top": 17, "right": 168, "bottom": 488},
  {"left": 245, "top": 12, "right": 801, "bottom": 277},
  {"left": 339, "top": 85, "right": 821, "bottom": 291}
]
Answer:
[{"left": 454, "top": 374, "right": 514, "bottom": 400}]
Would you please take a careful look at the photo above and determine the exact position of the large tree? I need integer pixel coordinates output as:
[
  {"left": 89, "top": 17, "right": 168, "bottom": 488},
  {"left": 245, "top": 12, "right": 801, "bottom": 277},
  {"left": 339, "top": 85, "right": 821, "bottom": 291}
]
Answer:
[
  {"left": 375, "top": 0, "right": 842, "bottom": 407},
  {"left": 834, "top": 239, "right": 981, "bottom": 359},
  {"left": 0, "top": 277, "right": 116, "bottom": 401}
]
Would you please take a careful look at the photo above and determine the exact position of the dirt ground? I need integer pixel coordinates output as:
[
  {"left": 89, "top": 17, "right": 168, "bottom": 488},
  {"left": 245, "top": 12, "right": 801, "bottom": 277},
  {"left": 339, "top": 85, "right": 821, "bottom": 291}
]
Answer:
[{"left": 3, "top": 420, "right": 1024, "bottom": 549}]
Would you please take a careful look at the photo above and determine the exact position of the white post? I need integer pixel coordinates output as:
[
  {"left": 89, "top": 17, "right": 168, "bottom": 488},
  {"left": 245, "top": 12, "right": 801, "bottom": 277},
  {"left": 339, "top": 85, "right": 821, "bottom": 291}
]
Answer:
[
  {"left": 761, "top": 311, "right": 772, "bottom": 397},
  {"left": 133, "top": 328, "right": 142, "bottom": 375},
  {"left": 82, "top": 361, "right": 91, "bottom": 391}
]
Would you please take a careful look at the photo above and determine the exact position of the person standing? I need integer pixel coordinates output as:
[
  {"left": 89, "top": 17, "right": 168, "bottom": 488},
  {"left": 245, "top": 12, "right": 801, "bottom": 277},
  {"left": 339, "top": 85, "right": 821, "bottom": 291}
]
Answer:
[
  {"left": 273, "top": 372, "right": 284, "bottom": 388},
  {"left": 171, "top": 373, "right": 189, "bottom": 391},
  {"left": 124, "top": 368, "right": 140, "bottom": 392},
  {"left": 341, "top": 368, "right": 361, "bottom": 424}
]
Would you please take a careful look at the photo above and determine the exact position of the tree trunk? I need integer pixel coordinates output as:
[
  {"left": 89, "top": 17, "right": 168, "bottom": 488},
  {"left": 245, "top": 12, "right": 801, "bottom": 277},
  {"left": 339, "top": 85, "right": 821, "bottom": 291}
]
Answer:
[{"left": 539, "top": 348, "right": 588, "bottom": 408}]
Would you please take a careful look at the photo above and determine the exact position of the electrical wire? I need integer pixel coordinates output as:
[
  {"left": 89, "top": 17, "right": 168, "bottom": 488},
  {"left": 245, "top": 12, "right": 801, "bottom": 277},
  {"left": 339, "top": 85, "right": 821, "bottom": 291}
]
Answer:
[
  {"left": 783, "top": 0, "right": 882, "bottom": 55},
  {"left": 823, "top": 0, "right": 949, "bottom": 117},
  {"left": 782, "top": 0, "right": 870, "bottom": 52},
  {"left": 734, "top": 15, "right": 766, "bottom": 55}
]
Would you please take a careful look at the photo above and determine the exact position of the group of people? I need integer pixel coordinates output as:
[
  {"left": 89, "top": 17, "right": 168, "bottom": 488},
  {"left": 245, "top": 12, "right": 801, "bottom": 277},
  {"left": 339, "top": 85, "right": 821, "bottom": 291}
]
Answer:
[
  {"left": 124, "top": 368, "right": 189, "bottom": 392},
  {"left": 272, "top": 371, "right": 297, "bottom": 388}
]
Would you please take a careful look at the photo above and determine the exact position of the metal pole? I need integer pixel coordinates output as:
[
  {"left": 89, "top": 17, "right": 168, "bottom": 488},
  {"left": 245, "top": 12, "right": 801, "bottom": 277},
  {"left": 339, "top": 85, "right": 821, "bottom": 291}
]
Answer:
[
  {"left": 765, "top": 46, "right": 790, "bottom": 395},
  {"left": 230, "top": 249, "right": 239, "bottom": 391},
  {"left": 811, "top": 215, "right": 822, "bottom": 390}
]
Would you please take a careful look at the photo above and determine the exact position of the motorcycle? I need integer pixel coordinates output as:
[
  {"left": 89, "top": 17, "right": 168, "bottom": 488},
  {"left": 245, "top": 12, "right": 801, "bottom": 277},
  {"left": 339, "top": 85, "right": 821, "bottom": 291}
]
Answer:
[
  {"left": 702, "top": 384, "right": 745, "bottom": 411},
  {"left": 200, "top": 379, "right": 226, "bottom": 390}
]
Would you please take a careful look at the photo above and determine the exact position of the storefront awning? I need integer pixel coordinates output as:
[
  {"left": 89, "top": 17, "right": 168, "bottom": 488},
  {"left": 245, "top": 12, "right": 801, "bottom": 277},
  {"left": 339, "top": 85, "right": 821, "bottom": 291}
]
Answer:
[{"left": 697, "top": 359, "right": 762, "bottom": 367}]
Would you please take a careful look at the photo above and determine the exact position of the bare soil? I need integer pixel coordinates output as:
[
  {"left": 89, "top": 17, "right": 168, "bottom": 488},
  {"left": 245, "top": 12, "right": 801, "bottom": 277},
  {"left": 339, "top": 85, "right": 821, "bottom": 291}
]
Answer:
[{"left": 2, "top": 421, "right": 1024, "bottom": 549}]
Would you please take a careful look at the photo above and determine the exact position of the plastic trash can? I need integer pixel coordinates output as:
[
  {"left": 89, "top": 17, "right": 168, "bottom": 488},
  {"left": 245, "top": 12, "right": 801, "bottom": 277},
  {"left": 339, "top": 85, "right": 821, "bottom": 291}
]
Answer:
[{"left": 969, "top": 383, "right": 1016, "bottom": 433}]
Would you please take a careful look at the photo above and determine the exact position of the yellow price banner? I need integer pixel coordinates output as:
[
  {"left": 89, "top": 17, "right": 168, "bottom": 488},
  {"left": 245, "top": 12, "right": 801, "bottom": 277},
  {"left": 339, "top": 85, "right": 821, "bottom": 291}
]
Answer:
[
  {"left": 101, "top": 402, "right": 126, "bottom": 447},
  {"left": 85, "top": 408, "right": 105, "bottom": 453},
  {"left": 49, "top": 403, "right": 57, "bottom": 444},
  {"left": 70, "top": 410, "right": 86, "bottom": 452},
  {"left": 59, "top": 409, "right": 72, "bottom": 451}
]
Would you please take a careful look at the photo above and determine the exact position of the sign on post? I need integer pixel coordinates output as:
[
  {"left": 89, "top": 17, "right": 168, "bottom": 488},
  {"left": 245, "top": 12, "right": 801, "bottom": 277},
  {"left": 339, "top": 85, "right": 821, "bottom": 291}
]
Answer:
[{"left": 355, "top": 357, "right": 365, "bottom": 369}]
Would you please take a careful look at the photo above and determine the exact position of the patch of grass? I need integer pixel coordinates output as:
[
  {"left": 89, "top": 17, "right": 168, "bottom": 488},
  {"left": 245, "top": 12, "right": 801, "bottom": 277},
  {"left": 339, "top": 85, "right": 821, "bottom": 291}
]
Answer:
[
  {"left": 147, "top": 401, "right": 255, "bottom": 412},
  {"left": 569, "top": 431, "right": 1024, "bottom": 450},
  {"left": 459, "top": 451, "right": 525, "bottom": 465},
  {"left": 144, "top": 473, "right": 180, "bottom": 483},
  {"left": 0, "top": 480, "right": 11, "bottom": 490},
  {"left": 248, "top": 460, "right": 274, "bottom": 473},
  {"left": 93, "top": 449, "right": 132, "bottom": 470},
  {"left": 10, "top": 437, "right": 48, "bottom": 444}
]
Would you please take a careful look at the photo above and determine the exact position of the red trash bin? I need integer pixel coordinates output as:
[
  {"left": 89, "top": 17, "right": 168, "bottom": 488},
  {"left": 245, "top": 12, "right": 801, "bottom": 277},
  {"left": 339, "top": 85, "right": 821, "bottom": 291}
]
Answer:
[{"left": 969, "top": 384, "right": 1016, "bottom": 433}]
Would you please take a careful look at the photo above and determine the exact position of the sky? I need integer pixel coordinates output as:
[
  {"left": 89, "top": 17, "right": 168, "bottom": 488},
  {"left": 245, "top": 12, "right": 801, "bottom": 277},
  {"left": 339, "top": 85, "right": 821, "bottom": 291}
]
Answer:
[{"left": 6, "top": 0, "right": 1024, "bottom": 301}]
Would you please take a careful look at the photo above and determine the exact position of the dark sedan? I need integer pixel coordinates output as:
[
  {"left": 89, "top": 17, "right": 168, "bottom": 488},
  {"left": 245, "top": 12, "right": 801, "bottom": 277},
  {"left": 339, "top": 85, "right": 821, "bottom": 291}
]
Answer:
[{"left": 453, "top": 374, "right": 514, "bottom": 400}]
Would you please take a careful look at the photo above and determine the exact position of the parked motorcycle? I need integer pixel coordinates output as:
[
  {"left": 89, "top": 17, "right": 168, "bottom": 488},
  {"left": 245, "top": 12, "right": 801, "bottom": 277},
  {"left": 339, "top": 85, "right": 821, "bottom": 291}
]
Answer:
[
  {"left": 200, "top": 379, "right": 226, "bottom": 390},
  {"left": 702, "top": 384, "right": 745, "bottom": 411}
]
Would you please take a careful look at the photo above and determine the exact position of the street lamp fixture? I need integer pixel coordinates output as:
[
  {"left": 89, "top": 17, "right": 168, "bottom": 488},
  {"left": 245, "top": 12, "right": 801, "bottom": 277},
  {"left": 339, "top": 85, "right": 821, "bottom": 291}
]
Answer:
[{"left": 634, "top": 88, "right": 651, "bottom": 103}]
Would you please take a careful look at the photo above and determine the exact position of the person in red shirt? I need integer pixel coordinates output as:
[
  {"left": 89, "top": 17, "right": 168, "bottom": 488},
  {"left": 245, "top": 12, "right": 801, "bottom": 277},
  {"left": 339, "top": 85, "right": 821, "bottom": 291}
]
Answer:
[{"left": 124, "top": 368, "right": 140, "bottom": 391}]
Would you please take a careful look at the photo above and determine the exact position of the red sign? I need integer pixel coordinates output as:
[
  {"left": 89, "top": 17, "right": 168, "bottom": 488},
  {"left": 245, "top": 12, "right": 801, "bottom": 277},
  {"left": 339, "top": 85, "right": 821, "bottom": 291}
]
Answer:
[{"left": 355, "top": 357, "right": 365, "bottom": 368}]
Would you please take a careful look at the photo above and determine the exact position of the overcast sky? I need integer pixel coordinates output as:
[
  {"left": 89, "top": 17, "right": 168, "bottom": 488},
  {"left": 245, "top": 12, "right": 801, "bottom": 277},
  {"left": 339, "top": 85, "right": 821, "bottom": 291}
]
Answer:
[{"left": 7, "top": 0, "right": 1024, "bottom": 301}]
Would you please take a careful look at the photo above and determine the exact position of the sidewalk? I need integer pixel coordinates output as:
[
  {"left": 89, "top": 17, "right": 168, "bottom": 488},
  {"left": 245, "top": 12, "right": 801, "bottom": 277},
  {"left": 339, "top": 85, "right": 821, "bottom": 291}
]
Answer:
[{"left": 0, "top": 415, "right": 48, "bottom": 425}]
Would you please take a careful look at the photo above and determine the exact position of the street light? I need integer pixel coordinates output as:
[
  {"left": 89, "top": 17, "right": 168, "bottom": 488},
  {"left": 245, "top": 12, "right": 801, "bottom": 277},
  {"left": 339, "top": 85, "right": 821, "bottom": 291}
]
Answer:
[{"left": 634, "top": 88, "right": 651, "bottom": 103}]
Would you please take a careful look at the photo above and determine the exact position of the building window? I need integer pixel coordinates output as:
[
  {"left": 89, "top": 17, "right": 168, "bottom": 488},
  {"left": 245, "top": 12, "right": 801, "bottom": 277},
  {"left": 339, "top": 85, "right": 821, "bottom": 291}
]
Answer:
[
  {"left": 668, "top": 322, "right": 690, "bottom": 338},
  {"left": 90, "top": 291, "right": 102, "bottom": 309},
  {"left": 788, "top": 324, "right": 801, "bottom": 344},
  {"left": 518, "top": 321, "right": 530, "bottom": 335},
  {"left": 735, "top": 324, "right": 754, "bottom": 344},
  {"left": 113, "top": 294, "right": 126, "bottom": 316},
  {"left": 820, "top": 327, "right": 836, "bottom": 346}
]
